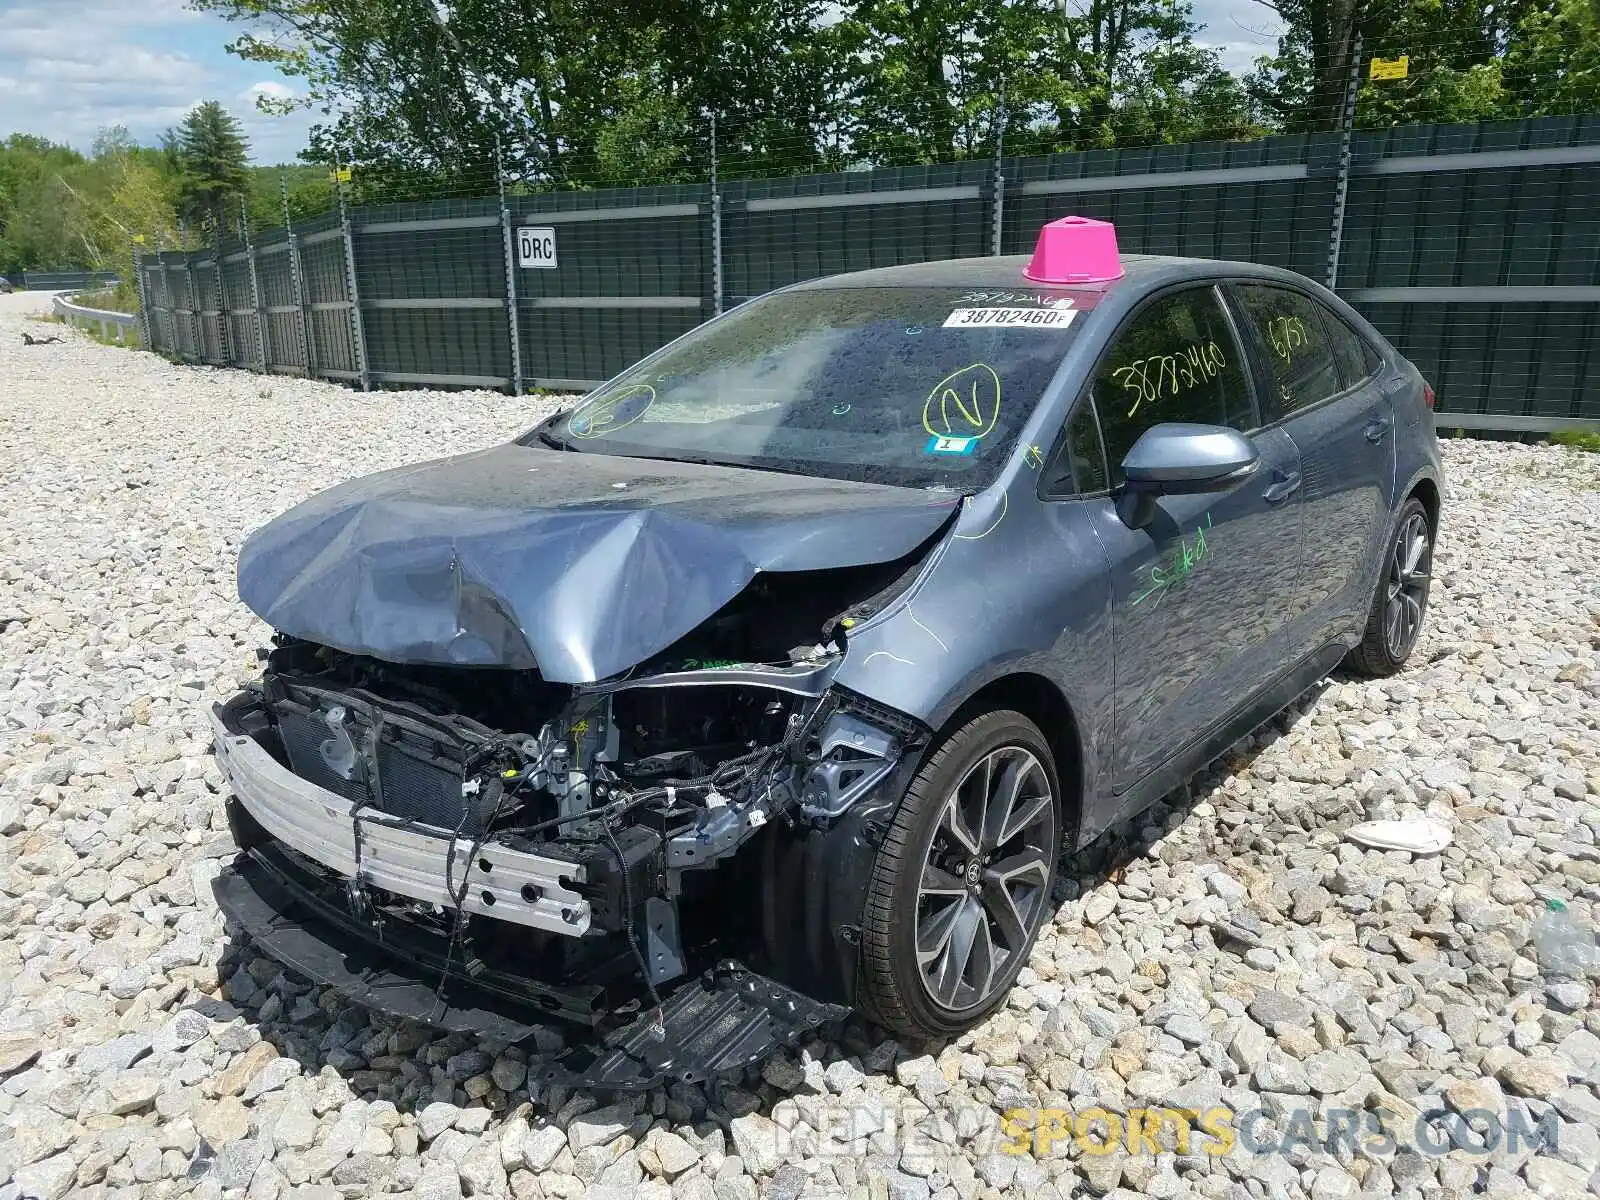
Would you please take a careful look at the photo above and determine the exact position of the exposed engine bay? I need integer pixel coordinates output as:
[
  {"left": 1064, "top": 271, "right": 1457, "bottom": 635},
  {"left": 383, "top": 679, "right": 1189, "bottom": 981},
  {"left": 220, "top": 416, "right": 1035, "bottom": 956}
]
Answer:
[{"left": 212, "top": 555, "right": 933, "bottom": 1087}]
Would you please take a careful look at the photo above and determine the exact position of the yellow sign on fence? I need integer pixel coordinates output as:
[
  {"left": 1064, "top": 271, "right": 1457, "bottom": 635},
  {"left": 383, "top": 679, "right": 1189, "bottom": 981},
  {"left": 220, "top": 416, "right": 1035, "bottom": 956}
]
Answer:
[
  {"left": 1370, "top": 56, "right": 1409, "bottom": 81},
  {"left": 330, "top": 166, "right": 353, "bottom": 183}
]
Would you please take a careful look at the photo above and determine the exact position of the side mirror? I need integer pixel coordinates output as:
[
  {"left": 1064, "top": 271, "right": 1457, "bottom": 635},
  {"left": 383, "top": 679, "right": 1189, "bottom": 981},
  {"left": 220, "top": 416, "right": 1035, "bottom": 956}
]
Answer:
[{"left": 1116, "top": 423, "right": 1259, "bottom": 529}]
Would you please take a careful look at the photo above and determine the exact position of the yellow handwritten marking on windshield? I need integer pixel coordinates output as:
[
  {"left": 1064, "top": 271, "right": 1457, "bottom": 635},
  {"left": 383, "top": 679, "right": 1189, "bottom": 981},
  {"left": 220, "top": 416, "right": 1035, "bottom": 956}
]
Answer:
[
  {"left": 570, "top": 383, "right": 656, "bottom": 439},
  {"left": 1115, "top": 342, "right": 1226, "bottom": 419},
  {"left": 1265, "top": 315, "right": 1308, "bottom": 365},
  {"left": 954, "top": 490, "right": 1008, "bottom": 540},
  {"left": 923, "top": 364, "right": 1001, "bottom": 440}
]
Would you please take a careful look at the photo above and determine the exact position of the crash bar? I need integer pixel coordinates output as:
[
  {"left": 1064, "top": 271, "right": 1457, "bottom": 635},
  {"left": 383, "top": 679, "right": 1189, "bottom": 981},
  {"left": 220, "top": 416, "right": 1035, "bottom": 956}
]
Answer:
[
  {"left": 515, "top": 203, "right": 702, "bottom": 223},
  {"left": 1436, "top": 413, "right": 1600, "bottom": 433},
  {"left": 369, "top": 370, "right": 511, "bottom": 388},
  {"left": 1347, "top": 286, "right": 1600, "bottom": 303},
  {"left": 1362, "top": 144, "right": 1600, "bottom": 174},
  {"left": 360, "top": 215, "right": 501, "bottom": 235},
  {"left": 526, "top": 296, "right": 701, "bottom": 309},
  {"left": 745, "top": 185, "right": 981, "bottom": 212}
]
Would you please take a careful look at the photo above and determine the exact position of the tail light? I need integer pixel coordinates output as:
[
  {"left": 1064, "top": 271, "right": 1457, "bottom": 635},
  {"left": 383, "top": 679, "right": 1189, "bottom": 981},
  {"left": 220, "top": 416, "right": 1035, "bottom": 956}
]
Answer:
[{"left": 1423, "top": 382, "right": 1436, "bottom": 409}]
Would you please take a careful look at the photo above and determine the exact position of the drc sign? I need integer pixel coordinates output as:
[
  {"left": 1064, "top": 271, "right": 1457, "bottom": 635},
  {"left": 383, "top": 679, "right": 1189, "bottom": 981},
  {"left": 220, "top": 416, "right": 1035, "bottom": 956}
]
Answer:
[{"left": 517, "top": 227, "right": 557, "bottom": 269}]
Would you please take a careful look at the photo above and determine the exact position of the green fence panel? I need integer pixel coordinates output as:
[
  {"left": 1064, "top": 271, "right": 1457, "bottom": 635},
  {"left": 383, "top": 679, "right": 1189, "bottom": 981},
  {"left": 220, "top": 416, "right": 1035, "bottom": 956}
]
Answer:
[
  {"left": 191, "top": 256, "right": 225, "bottom": 364},
  {"left": 126, "top": 117, "right": 1599, "bottom": 425},
  {"left": 255, "top": 240, "right": 305, "bottom": 374},
  {"left": 723, "top": 162, "right": 988, "bottom": 305},
  {"left": 295, "top": 230, "right": 357, "bottom": 379}
]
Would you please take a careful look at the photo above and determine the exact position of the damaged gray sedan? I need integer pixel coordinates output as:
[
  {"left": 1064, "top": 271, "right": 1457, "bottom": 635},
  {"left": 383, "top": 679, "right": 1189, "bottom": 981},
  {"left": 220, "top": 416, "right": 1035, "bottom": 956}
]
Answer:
[{"left": 210, "top": 220, "right": 1442, "bottom": 1088}]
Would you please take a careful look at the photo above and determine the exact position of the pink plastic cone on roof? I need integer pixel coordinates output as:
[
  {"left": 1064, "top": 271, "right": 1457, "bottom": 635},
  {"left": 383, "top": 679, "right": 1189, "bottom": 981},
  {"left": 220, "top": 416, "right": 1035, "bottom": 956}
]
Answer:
[{"left": 1023, "top": 215, "right": 1124, "bottom": 283}]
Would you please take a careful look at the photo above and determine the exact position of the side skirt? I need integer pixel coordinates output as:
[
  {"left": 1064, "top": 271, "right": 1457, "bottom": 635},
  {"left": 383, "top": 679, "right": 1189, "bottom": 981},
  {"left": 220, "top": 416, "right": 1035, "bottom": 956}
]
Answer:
[{"left": 1095, "top": 639, "right": 1348, "bottom": 839}]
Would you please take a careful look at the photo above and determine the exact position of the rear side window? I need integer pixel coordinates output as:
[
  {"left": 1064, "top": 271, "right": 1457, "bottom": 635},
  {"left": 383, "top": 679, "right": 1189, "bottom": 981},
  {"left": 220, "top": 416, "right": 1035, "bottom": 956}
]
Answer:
[
  {"left": 1321, "top": 310, "right": 1382, "bottom": 389},
  {"left": 1091, "top": 286, "right": 1254, "bottom": 484},
  {"left": 1235, "top": 285, "right": 1343, "bottom": 421}
]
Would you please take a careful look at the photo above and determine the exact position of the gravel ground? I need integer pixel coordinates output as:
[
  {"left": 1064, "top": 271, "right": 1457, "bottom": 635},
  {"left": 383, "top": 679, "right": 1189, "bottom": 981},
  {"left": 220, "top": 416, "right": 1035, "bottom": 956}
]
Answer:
[{"left": 1, "top": 289, "right": 1598, "bottom": 1200}]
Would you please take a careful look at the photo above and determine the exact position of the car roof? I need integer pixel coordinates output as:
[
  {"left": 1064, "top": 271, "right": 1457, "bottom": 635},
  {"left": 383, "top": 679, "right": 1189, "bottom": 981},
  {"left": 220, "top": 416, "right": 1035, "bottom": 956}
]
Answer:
[{"left": 786, "top": 253, "right": 1313, "bottom": 296}]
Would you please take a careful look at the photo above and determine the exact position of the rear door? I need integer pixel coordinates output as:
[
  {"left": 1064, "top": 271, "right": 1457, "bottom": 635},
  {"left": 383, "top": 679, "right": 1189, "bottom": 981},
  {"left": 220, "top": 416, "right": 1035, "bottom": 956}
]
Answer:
[
  {"left": 1079, "top": 284, "right": 1306, "bottom": 795},
  {"left": 1229, "top": 284, "right": 1395, "bottom": 644}
]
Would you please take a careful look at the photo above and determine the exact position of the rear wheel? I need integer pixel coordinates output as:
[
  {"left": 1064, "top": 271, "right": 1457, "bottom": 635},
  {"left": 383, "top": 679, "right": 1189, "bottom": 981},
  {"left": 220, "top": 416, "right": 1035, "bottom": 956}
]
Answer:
[
  {"left": 858, "top": 710, "right": 1059, "bottom": 1039},
  {"left": 1347, "top": 497, "right": 1433, "bottom": 677}
]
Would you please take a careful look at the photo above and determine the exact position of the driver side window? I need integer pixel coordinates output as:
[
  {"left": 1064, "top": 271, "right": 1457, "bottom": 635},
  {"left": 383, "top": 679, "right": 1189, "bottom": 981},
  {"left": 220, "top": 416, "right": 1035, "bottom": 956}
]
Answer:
[{"left": 1093, "top": 287, "right": 1254, "bottom": 485}]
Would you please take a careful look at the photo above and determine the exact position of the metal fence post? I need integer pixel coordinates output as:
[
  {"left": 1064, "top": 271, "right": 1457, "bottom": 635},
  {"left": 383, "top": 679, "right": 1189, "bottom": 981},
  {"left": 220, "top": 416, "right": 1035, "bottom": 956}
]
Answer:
[
  {"left": 991, "top": 81, "right": 1007, "bottom": 257},
  {"left": 184, "top": 254, "right": 201, "bottom": 362},
  {"left": 213, "top": 220, "right": 233, "bottom": 367},
  {"left": 1326, "top": 32, "right": 1364, "bottom": 290},
  {"left": 131, "top": 239, "right": 151, "bottom": 350},
  {"left": 283, "top": 176, "right": 316, "bottom": 377},
  {"left": 710, "top": 112, "right": 724, "bottom": 315},
  {"left": 243, "top": 206, "right": 270, "bottom": 372},
  {"left": 335, "top": 154, "right": 371, "bottom": 390},
  {"left": 496, "top": 141, "right": 524, "bottom": 395},
  {"left": 157, "top": 263, "right": 173, "bottom": 353}
]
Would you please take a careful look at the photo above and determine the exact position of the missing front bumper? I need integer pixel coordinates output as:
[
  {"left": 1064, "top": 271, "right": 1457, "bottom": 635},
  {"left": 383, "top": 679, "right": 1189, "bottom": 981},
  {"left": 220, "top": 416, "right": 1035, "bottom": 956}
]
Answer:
[
  {"left": 215, "top": 848, "right": 587, "bottom": 1035},
  {"left": 539, "top": 964, "right": 850, "bottom": 1091},
  {"left": 214, "top": 848, "right": 848, "bottom": 1090},
  {"left": 209, "top": 702, "right": 593, "bottom": 937}
]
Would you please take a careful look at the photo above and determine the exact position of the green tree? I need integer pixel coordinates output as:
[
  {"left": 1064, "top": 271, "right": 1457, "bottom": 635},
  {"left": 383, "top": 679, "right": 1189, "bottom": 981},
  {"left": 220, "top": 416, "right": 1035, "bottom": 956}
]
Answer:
[
  {"left": 172, "top": 101, "right": 252, "bottom": 235},
  {"left": 0, "top": 129, "right": 182, "bottom": 288},
  {"left": 194, "top": 0, "right": 845, "bottom": 192},
  {"left": 1245, "top": 0, "right": 1364, "bottom": 131},
  {"left": 1250, "top": 0, "right": 1600, "bottom": 130},
  {"left": 1501, "top": 0, "right": 1600, "bottom": 113}
]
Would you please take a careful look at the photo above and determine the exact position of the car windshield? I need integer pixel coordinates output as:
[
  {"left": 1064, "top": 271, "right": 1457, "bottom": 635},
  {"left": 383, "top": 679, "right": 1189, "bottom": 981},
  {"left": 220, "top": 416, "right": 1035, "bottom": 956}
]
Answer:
[{"left": 524, "top": 286, "right": 1093, "bottom": 489}]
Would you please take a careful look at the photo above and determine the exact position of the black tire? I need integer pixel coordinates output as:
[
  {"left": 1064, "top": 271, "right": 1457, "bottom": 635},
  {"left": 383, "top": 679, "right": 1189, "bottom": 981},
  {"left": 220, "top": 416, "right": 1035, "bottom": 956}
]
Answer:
[
  {"left": 1347, "top": 497, "right": 1433, "bottom": 677},
  {"left": 858, "top": 709, "right": 1059, "bottom": 1039}
]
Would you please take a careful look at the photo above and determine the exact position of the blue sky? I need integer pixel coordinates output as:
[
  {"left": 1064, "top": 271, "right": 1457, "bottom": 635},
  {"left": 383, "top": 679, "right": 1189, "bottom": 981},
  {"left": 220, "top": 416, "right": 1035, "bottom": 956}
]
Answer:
[
  {"left": 0, "top": 0, "right": 317, "bottom": 164},
  {"left": 0, "top": 1, "right": 1282, "bottom": 167}
]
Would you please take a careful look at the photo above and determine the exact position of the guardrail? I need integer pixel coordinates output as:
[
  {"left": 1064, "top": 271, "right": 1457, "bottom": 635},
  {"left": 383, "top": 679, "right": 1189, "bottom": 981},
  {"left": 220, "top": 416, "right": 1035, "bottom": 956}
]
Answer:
[{"left": 53, "top": 292, "right": 139, "bottom": 345}]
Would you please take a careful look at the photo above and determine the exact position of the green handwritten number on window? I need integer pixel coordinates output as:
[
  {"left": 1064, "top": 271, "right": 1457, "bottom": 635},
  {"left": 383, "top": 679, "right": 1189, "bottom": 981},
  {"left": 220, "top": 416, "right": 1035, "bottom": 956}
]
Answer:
[
  {"left": 1266, "top": 316, "right": 1307, "bottom": 366},
  {"left": 1117, "top": 342, "right": 1226, "bottom": 419}
]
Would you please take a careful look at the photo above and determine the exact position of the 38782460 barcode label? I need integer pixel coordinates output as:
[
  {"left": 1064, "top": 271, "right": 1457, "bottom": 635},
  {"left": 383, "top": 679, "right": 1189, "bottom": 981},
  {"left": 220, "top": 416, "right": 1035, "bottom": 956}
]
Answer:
[{"left": 942, "top": 307, "right": 1077, "bottom": 329}]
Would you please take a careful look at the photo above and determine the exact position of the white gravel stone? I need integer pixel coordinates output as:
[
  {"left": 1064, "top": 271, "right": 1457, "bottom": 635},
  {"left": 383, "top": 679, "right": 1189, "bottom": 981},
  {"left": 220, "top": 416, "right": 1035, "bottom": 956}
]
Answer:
[
  {"left": 522, "top": 1124, "right": 568, "bottom": 1172},
  {"left": 2, "top": 293, "right": 1599, "bottom": 1199}
]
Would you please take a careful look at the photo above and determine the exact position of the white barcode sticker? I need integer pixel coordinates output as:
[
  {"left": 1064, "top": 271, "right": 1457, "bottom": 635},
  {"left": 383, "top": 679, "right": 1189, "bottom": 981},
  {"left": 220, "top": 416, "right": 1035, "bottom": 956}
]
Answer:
[{"left": 943, "top": 307, "right": 1078, "bottom": 329}]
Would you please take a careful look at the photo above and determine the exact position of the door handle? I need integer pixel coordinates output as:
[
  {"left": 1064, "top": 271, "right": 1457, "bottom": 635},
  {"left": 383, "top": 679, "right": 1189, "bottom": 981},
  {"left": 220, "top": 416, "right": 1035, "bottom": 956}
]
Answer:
[
  {"left": 1364, "top": 415, "right": 1393, "bottom": 443},
  {"left": 1263, "top": 470, "right": 1301, "bottom": 503}
]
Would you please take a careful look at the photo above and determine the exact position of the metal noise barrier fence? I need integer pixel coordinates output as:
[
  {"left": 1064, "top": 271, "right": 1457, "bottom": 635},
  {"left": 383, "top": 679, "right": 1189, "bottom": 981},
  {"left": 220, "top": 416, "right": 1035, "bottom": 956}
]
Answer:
[
  {"left": 6, "top": 269, "right": 121, "bottom": 291},
  {"left": 137, "top": 117, "right": 1600, "bottom": 432}
]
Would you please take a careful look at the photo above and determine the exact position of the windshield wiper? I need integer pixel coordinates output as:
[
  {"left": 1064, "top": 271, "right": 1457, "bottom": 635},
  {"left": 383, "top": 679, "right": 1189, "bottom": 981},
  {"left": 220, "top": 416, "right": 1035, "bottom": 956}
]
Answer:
[
  {"left": 528, "top": 413, "right": 575, "bottom": 451},
  {"left": 535, "top": 428, "right": 573, "bottom": 451},
  {"left": 634, "top": 452, "right": 795, "bottom": 476}
]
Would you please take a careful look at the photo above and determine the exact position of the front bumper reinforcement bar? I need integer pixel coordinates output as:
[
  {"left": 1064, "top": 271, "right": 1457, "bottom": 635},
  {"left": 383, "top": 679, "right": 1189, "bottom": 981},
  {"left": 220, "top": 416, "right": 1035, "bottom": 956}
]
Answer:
[{"left": 209, "top": 704, "right": 592, "bottom": 936}]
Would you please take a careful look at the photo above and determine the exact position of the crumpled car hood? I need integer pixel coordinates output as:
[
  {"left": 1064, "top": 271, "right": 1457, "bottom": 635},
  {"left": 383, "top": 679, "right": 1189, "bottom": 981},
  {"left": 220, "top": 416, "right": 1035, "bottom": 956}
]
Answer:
[{"left": 237, "top": 442, "right": 960, "bottom": 683}]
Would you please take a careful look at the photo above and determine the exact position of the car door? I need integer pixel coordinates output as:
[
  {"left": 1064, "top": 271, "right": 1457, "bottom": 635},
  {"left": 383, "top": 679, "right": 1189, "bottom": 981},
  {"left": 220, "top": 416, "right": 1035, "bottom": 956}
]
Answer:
[
  {"left": 1071, "top": 284, "right": 1306, "bottom": 796},
  {"left": 1229, "top": 283, "right": 1396, "bottom": 643}
]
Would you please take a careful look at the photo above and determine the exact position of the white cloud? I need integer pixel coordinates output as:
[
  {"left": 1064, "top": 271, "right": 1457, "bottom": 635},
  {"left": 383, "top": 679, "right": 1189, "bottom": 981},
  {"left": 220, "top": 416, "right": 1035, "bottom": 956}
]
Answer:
[
  {"left": 1192, "top": 0, "right": 1285, "bottom": 75},
  {"left": 0, "top": 0, "right": 313, "bottom": 163},
  {"left": 246, "top": 80, "right": 297, "bottom": 103}
]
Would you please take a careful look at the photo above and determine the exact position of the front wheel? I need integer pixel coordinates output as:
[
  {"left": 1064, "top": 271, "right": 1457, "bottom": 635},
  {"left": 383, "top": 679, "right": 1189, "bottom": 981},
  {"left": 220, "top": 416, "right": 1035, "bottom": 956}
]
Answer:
[
  {"left": 1347, "top": 497, "right": 1433, "bottom": 677},
  {"left": 857, "top": 710, "right": 1059, "bottom": 1039}
]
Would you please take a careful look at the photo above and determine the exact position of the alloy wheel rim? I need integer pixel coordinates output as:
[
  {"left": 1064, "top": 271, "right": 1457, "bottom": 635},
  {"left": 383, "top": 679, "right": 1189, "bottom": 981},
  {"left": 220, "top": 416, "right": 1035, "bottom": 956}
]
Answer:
[
  {"left": 914, "top": 746, "right": 1055, "bottom": 1013},
  {"left": 1383, "top": 512, "right": 1431, "bottom": 658}
]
